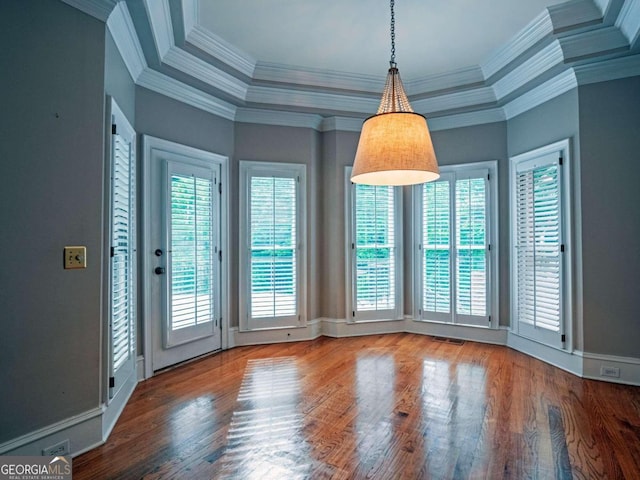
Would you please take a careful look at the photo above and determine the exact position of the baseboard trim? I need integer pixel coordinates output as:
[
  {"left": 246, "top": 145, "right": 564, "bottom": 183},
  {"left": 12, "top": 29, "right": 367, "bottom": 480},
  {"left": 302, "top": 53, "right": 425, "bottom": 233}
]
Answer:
[
  {"left": 230, "top": 318, "right": 322, "bottom": 347},
  {"left": 507, "top": 331, "right": 583, "bottom": 377},
  {"left": 580, "top": 351, "right": 640, "bottom": 386},
  {"left": 102, "top": 368, "right": 138, "bottom": 440},
  {"left": 136, "top": 355, "right": 145, "bottom": 381},
  {"left": 0, "top": 406, "right": 103, "bottom": 456},
  {"left": 405, "top": 319, "right": 508, "bottom": 345},
  {"left": 321, "top": 317, "right": 406, "bottom": 338}
]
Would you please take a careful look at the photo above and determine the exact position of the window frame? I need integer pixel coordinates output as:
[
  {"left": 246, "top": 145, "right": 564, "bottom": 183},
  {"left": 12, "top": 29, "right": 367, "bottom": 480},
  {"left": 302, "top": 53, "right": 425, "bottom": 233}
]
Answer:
[
  {"left": 239, "top": 161, "right": 307, "bottom": 331},
  {"left": 412, "top": 161, "right": 499, "bottom": 328},
  {"left": 344, "top": 167, "right": 404, "bottom": 322},
  {"left": 509, "top": 139, "right": 572, "bottom": 350}
]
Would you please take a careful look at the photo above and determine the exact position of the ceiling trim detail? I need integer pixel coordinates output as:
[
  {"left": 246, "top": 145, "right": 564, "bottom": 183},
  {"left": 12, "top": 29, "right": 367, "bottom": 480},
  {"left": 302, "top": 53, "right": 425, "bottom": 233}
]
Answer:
[{"left": 75, "top": 0, "right": 640, "bottom": 131}]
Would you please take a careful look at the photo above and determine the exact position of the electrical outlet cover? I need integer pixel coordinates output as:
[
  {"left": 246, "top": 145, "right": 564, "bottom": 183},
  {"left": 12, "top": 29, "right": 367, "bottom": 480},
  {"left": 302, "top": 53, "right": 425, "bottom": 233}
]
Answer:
[{"left": 64, "top": 246, "right": 87, "bottom": 269}]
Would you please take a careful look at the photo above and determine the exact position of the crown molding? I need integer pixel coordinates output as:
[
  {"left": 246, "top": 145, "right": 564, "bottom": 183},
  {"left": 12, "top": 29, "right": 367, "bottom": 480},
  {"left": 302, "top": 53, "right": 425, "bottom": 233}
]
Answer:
[
  {"left": 235, "top": 108, "right": 323, "bottom": 130},
  {"left": 412, "top": 87, "right": 496, "bottom": 115},
  {"left": 559, "top": 26, "right": 628, "bottom": 61},
  {"left": 428, "top": 108, "right": 506, "bottom": 131},
  {"left": 246, "top": 86, "right": 378, "bottom": 114},
  {"left": 60, "top": 0, "right": 115, "bottom": 21},
  {"left": 616, "top": 0, "right": 640, "bottom": 47},
  {"left": 143, "top": 0, "right": 173, "bottom": 58},
  {"left": 163, "top": 47, "right": 248, "bottom": 100},
  {"left": 503, "top": 68, "right": 578, "bottom": 119},
  {"left": 573, "top": 53, "right": 640, "bottom": 84},
  {"left": 253, "top": 63, "right": 384, "bottom": 94},
  {"left": 547, "top": 0, "right": 603, "bottom": 32},
  {"left": 185, "top": 25, "right": 257, "bottom": 78},
  {"left": 181, "top": 0, "right": 197, "bottom": 35},
  {"left": 482, "top": 10, "right": 553, "bottom": 79},
  {"left": 320, "top": 117, "right": 364, "bottom": 132},
  {"left": 405, "top": 66, "right": 485, "bottom": 95},
  {"left": 107, "top": 2, "right": 147, "bottom": 81},
  {"left": 493, "top": 40, "right": 564, "bottom": 100},
  {"left": 138, "top": 69, "right": 236, "bottom": 120}
]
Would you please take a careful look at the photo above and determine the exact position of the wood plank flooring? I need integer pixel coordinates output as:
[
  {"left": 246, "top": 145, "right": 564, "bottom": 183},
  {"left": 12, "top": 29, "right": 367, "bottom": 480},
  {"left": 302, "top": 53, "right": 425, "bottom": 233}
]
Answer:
[{"left": 73, "top": 334, "right": 640, "bottom": 479}]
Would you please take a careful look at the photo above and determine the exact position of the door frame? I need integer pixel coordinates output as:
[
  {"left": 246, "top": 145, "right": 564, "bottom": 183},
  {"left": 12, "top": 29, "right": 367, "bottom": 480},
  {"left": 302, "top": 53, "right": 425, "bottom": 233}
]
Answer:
[{"left": 141, "top": 135, "right": 229, "bottom": 379}]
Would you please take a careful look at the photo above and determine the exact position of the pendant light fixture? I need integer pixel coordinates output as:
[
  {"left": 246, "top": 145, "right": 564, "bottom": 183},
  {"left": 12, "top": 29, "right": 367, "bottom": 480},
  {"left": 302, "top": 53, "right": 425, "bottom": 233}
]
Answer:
[{"left": 351, "top": 0, "right": 439, "bottom": 186}]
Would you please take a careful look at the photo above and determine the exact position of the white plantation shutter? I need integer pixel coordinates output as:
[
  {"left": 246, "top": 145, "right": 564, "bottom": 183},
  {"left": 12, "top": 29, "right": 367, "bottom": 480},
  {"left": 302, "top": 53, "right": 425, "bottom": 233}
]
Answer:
[
  {"left": 455, "top": 175, "right": 488, "bottom": 318},
  {"left": 417, "top": 164, "right": 494, "bottom": 327},
  {"left": 169, "top": 172, "right": 215, "bottom": 333},
  {"left": 240, "top": 162, "right": 306, "bottom": 330},
  {"left": 111, "top": 128, "right": 135, "bottom": 371},
  {"left": 423, "top": 177, "right": 452, "bottom": 317},
  {"left": 250, "top": 176, "right": 297, "bottom": 318},
  {"left": 515, "top": 159, "right": 562, "bottom": 333},
  {"left": 109, "top": 100, "right": 136, "bottom": 398},
  {"left": 350, "top": 183, "right": 401, "bottom": 320}
]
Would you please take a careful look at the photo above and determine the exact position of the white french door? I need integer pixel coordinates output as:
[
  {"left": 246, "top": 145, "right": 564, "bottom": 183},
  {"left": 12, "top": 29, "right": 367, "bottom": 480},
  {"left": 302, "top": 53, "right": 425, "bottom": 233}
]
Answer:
[{"left": 145, "top": 137, "right": 224, "bottom": 372}]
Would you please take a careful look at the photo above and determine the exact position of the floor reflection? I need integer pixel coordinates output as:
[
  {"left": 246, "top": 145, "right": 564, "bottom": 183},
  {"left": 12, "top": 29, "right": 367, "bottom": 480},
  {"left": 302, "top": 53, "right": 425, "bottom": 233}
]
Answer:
[{"left": 218, "top": 357, "right": 310, "bottom": 479}]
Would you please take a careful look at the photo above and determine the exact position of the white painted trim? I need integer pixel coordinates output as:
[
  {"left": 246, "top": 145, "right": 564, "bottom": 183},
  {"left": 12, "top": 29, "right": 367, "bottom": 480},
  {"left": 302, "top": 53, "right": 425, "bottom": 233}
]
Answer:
[
  {"left": 60, "top": 0, "right": 115, "bottom": 21},
  {"left": 321, "top": 318, "right": 406, "bottom": 338},
  {"left": 246, "top": 85, "right": 378, "bottom": 114},
  {"left": 136, "top": 355, "right": 145, "bottom": 381},
  {"left": 507, "top": 331, "right": 583, "bottom": 376},
  {"left": 235, "top": 108, "right": 323, "bottom": 130},
  {"left": 616, "top": 0, "right": 640, "bottom": 47},
  {"left": 253, "top": 62, "right": 384, "bottom": 94},
  {"left": 482, "top": 10, "right": 553, "bottom": 79},
  {"left": 493, "top": 41, "right": 564, "bottom": 100},
  {"left": 162, "top": 47, "right": 248, "bottom": 100},
  {"left": 181, "top": 0, "right": 197, "bottom": 35},
  {"left": 107, "top": 2, "right": 147, "bottom": 81},
  {"left": 406, "top": 319, "right": 508, "bottom": 345},
  {"left": 185, "top": 25, "right": 256, "bottom": 78},
  {"left": 503, "top": 69, "right": 578, "bottom": 120},
  {"left": 141, "top": 135, "right": 231, "bottom": 378},
  {"left": 405, "top": 66, "right": 485, "bottom": 95},
  {"left": 102, "top": 368, "right": 137, "bottom": 440},
  {"left": 137, "top": 69, "right": 236, "bottom": 120},
  {"left": 412, "top": 87, "right": 497, "bottom": 115},
  {"left": 547, "top": 0, "right": 602, "bottom": 32},
  {"left": 320, "top": 117, "right": 363, "bottom": 132},
  {"left": 230, "top": 319, "right": 322, "bottom": 347},
  {"left": 581, "top": 351, "right": 640, "bottom": 386},
  {"left": 427, "top": 108, "right": 506, "bottom": 131},
  {"left": 573, "top": 53, "right": 640, "bottom": 85},
  {"left": 559, "top": 26, "right": 628, "bottom": 62},
  {"left": 0, "top": 407, "right": 103, "bottom": 456},
  {"left": 143, "top": 0, "right": 174, "bottom": 58}
]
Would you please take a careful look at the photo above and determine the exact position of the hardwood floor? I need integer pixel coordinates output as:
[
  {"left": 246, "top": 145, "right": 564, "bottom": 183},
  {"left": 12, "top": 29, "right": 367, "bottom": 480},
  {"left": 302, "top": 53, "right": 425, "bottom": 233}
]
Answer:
[{"left": 73, "top": 334, "right": 640, "bottom": 479}]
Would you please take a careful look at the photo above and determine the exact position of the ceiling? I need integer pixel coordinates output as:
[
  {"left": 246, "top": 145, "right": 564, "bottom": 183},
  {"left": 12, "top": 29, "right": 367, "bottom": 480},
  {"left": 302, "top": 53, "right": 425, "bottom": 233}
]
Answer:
[
  {"left": 198, "top": 0, "right": 567, "bottom": 79},
  {"left": 79, "top": 0, "right": 638, "bottom": 129}
]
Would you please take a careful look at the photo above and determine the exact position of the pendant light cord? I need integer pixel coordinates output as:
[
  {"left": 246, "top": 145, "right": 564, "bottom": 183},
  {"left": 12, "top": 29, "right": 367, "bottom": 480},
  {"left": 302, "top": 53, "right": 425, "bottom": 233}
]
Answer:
[{"left": 390, "top": 0, "right": 396, "bottom": 67}]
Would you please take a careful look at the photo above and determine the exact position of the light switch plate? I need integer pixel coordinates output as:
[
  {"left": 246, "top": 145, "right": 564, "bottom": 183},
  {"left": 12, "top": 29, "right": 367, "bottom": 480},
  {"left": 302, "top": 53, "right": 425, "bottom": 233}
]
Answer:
[{"left": 64, "top": 246, "right": 87, "bottom": 269}]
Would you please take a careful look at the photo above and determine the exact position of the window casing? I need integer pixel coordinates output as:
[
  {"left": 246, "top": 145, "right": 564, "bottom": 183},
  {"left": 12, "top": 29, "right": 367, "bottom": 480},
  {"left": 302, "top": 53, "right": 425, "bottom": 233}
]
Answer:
[
  {"left": 413, "top": 161, "right": 498, "bottom": 327},
  {"left": 239, "top": 162, "right": 307, "bottom": 330},
  {"left": 345, "top": 168, "right": 403, "bottom": 322},
  {"left": 510, "top": 140, "right": 571, "bottom": 349}
]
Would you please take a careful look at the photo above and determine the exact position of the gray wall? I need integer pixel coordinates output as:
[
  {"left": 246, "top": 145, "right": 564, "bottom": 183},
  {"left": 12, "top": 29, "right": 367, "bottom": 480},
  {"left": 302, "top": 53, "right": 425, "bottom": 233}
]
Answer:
[
  {"left": 234, "top": 123, "right": 323, "bottom": 325},
  {"left": 105, "top": 30, "right": 135, "bottom": 123},
  {"left": 507, "top": 90, "right": 583, "bottom": 349},
  {"left": 578, "top": 77, "right": 640, "bottom": 358},
  {"left": 0, "top": 1, "right": 106, "bottom": 443}
]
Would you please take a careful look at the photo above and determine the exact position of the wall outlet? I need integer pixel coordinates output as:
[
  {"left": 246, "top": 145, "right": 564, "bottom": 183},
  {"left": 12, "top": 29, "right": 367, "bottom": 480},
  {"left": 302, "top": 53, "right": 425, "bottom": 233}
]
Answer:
[
  {"left": 600, "top": 366, "right": 620, "bottom": 378},
  {"left": 43, "top": 439, "right": 70, "bottom": 456}
]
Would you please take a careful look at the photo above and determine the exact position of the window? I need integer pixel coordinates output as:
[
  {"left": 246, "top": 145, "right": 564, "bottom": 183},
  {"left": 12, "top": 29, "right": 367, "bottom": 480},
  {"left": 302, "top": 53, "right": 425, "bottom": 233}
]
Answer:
[
  {"left": 414, "top": 162, "right": 497, "bottom": 327},
  {"left": 166, "top": 162, "right": 220, "bottom": 347},
  {"left": 345, "top": 168, "right": 403, "bottom": 321},
  {"left": 510, "top": 140, "right": 570, "bottom": 349},
  {"left": 239, "top": 162, "right": 307, "bottom": 330},
  {"left": 108, "top": 99, "right": 136, "bottom": 397}
]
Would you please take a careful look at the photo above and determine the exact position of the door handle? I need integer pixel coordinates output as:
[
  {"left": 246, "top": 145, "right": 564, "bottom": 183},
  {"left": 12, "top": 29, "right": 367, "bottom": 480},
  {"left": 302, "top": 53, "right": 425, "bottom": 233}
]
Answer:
[
  {"left": 155, "top": 249, "right": 163, "bottom": 257},
  {"left": 155, "top": 267, "right": 166, "bottom": 275}
]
